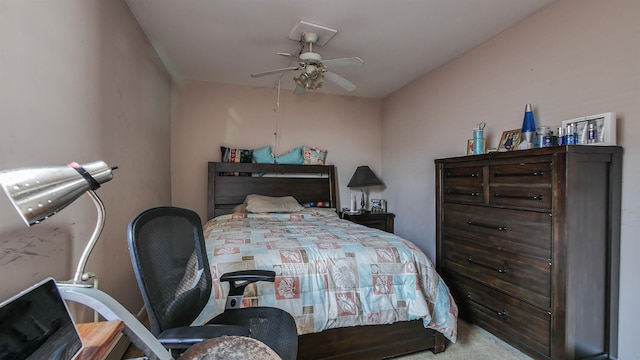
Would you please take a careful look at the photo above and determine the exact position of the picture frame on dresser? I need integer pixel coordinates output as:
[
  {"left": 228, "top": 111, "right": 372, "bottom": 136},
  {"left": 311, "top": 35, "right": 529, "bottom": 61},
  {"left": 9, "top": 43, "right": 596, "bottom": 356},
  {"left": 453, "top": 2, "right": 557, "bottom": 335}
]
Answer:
[
  {"left": 561, "top": 111, "right": 616, "bottom": 145},
  {"left": 497, "top": 129, "right": 521, "bottom": 152},
  {"left": 370, "top": 199, "right": 384, "bottom": 212},
  {"left": 467, "top": 139, "right": 487, "bottom": 155}
]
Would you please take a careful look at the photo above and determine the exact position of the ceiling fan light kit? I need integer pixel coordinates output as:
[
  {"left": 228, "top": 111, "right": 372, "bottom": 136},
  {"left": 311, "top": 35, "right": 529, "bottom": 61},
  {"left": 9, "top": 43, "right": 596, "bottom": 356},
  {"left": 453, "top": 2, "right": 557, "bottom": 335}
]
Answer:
[
  {"left": 251, "top": 20, "right": 364, "bottom": 95},
  {"left": 294, "top": 67, "right": 323, "bottom": 91}
]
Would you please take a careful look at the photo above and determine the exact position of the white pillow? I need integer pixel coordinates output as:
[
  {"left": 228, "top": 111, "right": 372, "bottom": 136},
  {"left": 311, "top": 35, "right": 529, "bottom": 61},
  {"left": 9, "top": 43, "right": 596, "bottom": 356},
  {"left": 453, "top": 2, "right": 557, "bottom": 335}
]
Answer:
[{"left": 245, "top": 194, "right": 304, "bottom": 213}]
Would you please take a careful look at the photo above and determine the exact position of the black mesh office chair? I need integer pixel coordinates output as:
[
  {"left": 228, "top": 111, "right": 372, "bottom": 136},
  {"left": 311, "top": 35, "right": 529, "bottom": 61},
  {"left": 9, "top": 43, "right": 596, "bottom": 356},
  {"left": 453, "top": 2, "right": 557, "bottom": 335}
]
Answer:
[{"left": 127, "top": 206, "right": 298, "bottom": 359}]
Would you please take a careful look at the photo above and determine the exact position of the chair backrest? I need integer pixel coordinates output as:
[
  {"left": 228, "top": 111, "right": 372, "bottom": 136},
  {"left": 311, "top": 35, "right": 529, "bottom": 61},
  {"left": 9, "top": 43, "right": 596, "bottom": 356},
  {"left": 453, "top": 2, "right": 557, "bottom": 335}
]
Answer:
[{"left": 128, "top": 207, "right": 212, "bottom": 336}]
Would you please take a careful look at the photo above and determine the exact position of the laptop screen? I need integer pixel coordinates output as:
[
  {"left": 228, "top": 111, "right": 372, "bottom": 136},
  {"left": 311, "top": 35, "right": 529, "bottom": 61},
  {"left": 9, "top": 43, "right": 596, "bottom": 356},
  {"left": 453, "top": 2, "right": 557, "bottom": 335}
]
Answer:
[{"left": 0, "top": 278, "right": 83, "bottom": 360}]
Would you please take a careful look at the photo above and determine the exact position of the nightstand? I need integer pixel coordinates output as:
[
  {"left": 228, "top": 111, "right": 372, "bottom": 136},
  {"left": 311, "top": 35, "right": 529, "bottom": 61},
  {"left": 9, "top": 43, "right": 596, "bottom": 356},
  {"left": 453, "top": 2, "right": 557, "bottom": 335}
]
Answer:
[{"left": 341, "top": 212, "right": 395, "bottom": 233}]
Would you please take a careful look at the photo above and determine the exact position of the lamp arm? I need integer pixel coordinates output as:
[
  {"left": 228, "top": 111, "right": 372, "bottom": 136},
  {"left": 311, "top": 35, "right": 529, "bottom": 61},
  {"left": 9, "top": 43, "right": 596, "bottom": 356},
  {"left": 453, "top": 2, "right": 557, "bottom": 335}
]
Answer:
[
  {"left": 72, "top": 190, "right": 105, "bottom": 283},
  {"left": 58, "top": 285, "right": 172, "bottom": 360}
]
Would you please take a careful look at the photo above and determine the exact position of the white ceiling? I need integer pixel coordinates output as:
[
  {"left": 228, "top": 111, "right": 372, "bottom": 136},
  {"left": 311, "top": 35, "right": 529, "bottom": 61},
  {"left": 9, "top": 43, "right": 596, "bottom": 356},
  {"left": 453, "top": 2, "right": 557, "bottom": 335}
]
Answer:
[{"left": 125, "top": 0, "right": 553, "bottom": 99}]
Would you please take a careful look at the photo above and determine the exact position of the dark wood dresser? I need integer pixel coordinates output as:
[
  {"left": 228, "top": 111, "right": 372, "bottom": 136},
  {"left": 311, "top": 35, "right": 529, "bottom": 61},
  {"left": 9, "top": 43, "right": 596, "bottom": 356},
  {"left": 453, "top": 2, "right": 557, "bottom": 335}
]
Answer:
[{"left": 435, "top": 146, "right": 622, "bottom": 360}]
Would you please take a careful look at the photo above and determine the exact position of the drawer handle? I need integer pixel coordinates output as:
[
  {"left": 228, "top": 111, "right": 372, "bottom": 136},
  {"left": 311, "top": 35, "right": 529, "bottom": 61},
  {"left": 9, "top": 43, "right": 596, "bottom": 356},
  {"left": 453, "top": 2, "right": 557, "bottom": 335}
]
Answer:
[
  {"left": 447, "top": 189, "right": 480, "bottom": 197},
  {"left": 467, "top": 293, "right": 508, "bottom": 320},
  {"left": 493, "top": 192, "right": 544, "bottom": 202},
  {"left": 467, "top": 256, "right": 509, "bottom": 274},
  {"left": 493, "top": 170, "right": 544, "bottom": 177},
  {"left": 446, "top": 172, "right": 480, "bottom": 178},
  {"left": 467, "top": 220, "right": 507, "bottom": 232}
]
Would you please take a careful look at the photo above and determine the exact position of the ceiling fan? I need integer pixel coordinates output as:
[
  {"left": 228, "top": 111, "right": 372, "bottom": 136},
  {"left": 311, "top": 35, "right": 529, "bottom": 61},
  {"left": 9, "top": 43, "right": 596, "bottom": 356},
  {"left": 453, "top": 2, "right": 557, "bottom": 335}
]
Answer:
[{"left": 251, "top": 32, "right": 364, "bottom": 94}]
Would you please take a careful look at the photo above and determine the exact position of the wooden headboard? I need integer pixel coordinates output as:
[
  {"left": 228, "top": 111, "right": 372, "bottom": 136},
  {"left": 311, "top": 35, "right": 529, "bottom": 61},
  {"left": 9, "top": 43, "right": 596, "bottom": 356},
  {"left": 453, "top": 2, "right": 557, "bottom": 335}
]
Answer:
[{"left": 207, "top": 162, "right": 337, "bottom": 220}]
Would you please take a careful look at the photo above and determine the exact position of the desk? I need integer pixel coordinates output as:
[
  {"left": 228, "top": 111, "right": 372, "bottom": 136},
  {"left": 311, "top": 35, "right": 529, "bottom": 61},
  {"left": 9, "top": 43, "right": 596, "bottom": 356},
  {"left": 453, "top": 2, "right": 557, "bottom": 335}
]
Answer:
[{"left": 77, "top": 321, "right": 124, "bottom": 360}]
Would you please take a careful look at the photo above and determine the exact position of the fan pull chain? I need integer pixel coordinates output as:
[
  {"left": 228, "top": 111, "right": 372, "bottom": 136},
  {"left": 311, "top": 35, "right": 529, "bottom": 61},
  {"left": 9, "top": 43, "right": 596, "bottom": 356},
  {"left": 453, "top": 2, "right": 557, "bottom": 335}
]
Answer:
[
  {"left": 275, "top": 79, "right": 280, "bottom": 111},
  {"left": 273, "top": 80, "right": 281, "bottom": 156}
]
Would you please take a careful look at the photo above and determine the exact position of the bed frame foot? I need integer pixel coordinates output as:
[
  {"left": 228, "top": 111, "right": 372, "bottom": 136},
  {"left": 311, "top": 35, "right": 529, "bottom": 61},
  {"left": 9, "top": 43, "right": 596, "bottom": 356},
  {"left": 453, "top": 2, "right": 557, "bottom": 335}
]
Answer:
[{"left": 431, "top": 332, "right": 446, "bottom": 354}]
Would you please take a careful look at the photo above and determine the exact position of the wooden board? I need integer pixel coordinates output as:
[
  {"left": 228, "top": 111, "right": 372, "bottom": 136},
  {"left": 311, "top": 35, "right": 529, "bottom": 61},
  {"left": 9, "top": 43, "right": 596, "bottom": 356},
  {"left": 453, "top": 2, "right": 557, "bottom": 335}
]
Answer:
[{"left": 77, "top": 321, "right": 124, "bottom": 360}]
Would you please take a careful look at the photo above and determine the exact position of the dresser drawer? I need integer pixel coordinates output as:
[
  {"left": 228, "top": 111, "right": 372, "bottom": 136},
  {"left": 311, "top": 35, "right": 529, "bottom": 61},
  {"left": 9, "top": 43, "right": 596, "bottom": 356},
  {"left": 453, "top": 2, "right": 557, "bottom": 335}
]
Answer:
[
  {"left": 488, "top": 162, "right": 552, "bottom": 210},
  {"left": 442, "top": 166, "right": 484, "bottom": 204},
  {"left": 442, "top": 203, "right": 551, "bottom": 259},
  {"left": 489, "top": 185, "right": 551, "bottom": 210},
  {"left": 489, "top": 162, "right": 551, "bottom": 185},
  {"left": 442, "top": 237, "right": 551, "bottom": 308},
  {"left": 445, "top": 271, "right": 550, "bottom": 357}
]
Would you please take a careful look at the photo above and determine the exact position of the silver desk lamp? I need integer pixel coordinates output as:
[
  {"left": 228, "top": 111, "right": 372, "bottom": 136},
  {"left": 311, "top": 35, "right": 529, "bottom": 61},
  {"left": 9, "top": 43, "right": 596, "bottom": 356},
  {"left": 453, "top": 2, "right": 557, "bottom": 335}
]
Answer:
[
  {"left": 0, "top": 161, "right": 172, "bottom": 360},
  {"left": 0, "top": 161, "right": 114, "bottom": 286}
]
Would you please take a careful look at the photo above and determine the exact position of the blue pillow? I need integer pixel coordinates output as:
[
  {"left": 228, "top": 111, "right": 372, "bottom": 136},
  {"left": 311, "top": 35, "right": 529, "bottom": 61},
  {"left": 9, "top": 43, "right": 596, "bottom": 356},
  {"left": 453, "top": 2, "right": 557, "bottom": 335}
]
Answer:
[
  {"left": 252, "top": 145, "right": 275, "bottom": 164},
  {"left": 275, "top": 147, "right": 304, "bottom": 165}
]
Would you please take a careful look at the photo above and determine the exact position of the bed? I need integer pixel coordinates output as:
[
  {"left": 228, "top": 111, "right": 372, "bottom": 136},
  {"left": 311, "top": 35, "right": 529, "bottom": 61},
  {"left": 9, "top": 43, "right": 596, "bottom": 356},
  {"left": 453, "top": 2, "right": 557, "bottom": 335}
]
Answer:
[{"left": 198, "top": 162, "right": 457, "bottom": 359}]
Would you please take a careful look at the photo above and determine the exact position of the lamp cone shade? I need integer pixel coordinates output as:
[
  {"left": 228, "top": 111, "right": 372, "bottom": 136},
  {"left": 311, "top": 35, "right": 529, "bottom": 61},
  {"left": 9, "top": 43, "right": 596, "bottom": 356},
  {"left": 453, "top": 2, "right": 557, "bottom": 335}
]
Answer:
[
  {"left": 347, "top": 166, "right": 383, "bottom": 188},
  {"left": 0, "top": 161, "right": 113, "bottom": 226}
]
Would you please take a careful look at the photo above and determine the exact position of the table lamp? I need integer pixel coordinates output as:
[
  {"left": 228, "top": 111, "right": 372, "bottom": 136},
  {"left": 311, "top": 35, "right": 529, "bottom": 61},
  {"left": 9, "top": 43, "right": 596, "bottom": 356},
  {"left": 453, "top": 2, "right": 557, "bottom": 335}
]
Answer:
[
  {"left": 347, "top": 166, "right": 383, "bottom": 212},
  {"left": 0, "top": 160, "right": 172, "bottom": 359}
]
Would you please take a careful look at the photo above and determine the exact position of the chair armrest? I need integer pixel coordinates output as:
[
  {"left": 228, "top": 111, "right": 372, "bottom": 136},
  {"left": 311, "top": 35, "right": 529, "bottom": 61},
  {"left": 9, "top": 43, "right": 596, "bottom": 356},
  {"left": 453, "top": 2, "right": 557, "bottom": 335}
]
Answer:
[
  {"left": 220, "top": 270, "right": 275, "bottom": 283},
  {"left": 220, "top": 270, "right": 275, "bottom": 297},
  {"left": 158, "top": 324, "right": 250, "bottom": 350}
]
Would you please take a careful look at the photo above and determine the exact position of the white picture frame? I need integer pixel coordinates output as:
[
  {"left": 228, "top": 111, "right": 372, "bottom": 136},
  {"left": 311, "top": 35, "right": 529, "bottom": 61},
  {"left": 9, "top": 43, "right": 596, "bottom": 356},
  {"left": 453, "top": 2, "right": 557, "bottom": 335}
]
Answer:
[{"left": 560, "top": 112, "right": 616, "bottom": 146}]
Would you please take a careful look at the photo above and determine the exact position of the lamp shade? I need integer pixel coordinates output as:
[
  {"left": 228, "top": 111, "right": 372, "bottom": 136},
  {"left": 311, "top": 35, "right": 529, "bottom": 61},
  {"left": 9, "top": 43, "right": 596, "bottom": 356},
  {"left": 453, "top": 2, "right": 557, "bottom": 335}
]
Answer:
[
  {"left": 0, "top": 161, "right": 114, "bottom": 226},
  {"left": 347, "top": 166, "right": 383, "bottom": 188}
]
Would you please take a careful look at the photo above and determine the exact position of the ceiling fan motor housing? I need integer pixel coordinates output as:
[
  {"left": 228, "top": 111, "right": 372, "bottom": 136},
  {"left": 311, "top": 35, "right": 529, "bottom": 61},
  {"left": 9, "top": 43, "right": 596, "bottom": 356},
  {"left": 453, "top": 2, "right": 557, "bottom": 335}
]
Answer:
[{"left": 299, "top": 52, "right": 322, "bottom": 64}]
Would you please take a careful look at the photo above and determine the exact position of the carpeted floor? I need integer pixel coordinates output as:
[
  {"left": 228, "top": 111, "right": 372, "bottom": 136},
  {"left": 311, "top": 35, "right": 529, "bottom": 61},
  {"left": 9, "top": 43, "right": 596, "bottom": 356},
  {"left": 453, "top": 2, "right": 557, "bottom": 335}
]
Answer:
[
  {"left": 397, "top": 320, "right": 533, "bottom": 360},
  {"left": 123, "top": 320, "right": 533, "bottom": 359}
]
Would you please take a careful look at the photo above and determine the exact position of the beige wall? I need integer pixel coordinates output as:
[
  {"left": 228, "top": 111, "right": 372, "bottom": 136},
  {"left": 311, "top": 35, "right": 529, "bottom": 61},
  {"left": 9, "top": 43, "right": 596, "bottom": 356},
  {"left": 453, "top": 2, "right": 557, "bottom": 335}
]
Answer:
[
  {"left": 3, "top": 0, "right": 638, "bottom": 357},
  {"left": 0, "top": 0, "right": 172, "bottom": 317},
  {"left": 170, "top": 80, "right": 383, "bottom": 220},
  {"left": 382, "top": 0, "right": 639, "bottom": 357}
]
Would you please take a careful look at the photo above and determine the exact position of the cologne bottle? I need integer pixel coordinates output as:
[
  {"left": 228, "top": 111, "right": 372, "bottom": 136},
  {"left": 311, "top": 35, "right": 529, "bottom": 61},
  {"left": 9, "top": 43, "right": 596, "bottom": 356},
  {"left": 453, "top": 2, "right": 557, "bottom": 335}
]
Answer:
[{"left": 587, "top": 122, "right": 597, "bottom": 144}]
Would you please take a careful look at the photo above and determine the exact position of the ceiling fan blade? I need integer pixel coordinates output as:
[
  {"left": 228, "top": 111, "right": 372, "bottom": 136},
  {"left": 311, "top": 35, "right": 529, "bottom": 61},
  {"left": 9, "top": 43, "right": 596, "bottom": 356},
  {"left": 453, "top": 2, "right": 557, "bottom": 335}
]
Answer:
[
  {"left": 277, "top": 52, "right": 300, "bottom": 61},
  {"left": 322, "top": 57, "right": 364, "bottom": 68},
  {"left": 324, "top": 71, "right": 357, "bottom": 92},
  {"left": 250, "top": 66, "right": 301, "bottom": 78}
]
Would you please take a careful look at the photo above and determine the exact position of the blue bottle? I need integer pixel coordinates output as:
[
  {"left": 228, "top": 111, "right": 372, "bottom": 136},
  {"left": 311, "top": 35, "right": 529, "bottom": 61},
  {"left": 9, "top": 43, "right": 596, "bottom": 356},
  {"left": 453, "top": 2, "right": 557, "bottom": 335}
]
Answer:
[
  {"left": 473, "top": 122, "right": 485, "bottom": 155},
  {"left": 557, "top": 126, "right": 565, "bottom": 146},
  {"left": 566, "top": 123, "right": 577, "bottom": 145}
]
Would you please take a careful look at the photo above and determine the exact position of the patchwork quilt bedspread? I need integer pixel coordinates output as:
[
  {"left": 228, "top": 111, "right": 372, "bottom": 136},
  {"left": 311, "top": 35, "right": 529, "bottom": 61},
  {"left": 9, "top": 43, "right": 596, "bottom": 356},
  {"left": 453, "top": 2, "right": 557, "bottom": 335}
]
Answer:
[{"left": 194, "top": 209, "right": 458, "bottom": 342}]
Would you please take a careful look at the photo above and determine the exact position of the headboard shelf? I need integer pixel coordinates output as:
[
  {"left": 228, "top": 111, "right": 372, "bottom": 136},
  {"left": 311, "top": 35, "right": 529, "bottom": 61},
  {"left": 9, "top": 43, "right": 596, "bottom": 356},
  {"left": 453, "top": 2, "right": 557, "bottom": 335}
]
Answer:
[{"left": 207, "top": 162, "right": 337, "bottom": 220}]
